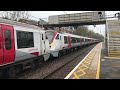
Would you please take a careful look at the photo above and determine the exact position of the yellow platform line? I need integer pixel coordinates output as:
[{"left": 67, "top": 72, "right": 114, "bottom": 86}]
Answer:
[
  {"left": 84, "top": 61, "right": 91, "bottom": 64},
  {"left": 84, "top": 58, "right": 92, "bottom": 62},
  {"left": 71, "top": 70, "right": 86, "bottom": 79},
  {"left": 77, "top": 72, "right": 86, "bottom": 78},
  {"left": 79, "top": 64, "right": 88, "bottom": 68},
  {"left": 72, "top": 73, "right": 80, "bottom": 79},
  {"left": 81, "top": 63, "right": 89, "bottom": 68},
  {"left": 96, "top": 42, "right": 102, "bottom": 79},
  {"left": 72, "top": 67, "right": 87, "bottom": 79},
  {"left": 68, "top": 55, "right": 93, "bottom": 78},
  {"left": 76, "top": 65, "right": 88, "bottom": 72}
]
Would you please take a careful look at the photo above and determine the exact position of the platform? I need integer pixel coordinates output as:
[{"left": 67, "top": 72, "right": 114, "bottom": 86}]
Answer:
[
  {"left": 65, "top": 43, "right": 102, "bottom": 79},
  {"left": 100, "top": 43, "right": 120, "bottom": 79}
]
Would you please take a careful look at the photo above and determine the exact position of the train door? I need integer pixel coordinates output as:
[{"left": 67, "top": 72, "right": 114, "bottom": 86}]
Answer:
[
  {"left": 45, "top": 32, "right": 50, "bottom": 54},
  {"left": 0, "top": 24, "right": 15, "bottom": 65},
  {"left": 59, "top": 35, "right": 62, "bottom": 50},
  {"left": 0, "top": 25, "right": 3, "bottom": 65},
  {"left": 68, "top": 36, "right": 71, "bottom": 48},
  {"left": 55, "top": 34, "right": 61, "bottom": 50},
  {"left": 41, "top": 32, "right": 50, "bottom": 61},
  {"left": 80, "top": 38, "right": 81, "bottom": 46},
  {"left": 41, "top": 33, "right": 45, "bottom": 54}
]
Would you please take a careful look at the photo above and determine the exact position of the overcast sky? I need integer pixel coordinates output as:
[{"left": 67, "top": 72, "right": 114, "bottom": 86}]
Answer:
[{"left": 29, "top": 11, "right": 120, "bottom": 36}]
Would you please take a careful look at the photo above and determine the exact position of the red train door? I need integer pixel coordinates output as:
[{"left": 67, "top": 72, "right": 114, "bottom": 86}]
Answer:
[
  {"left": 80, "top": 38, "right": 82, "bottom": 46},
  {"left": 0, "top": 24, "right": 15, "bottom": 65},
  {"left": 68, "top": 36, "right": 71, "bottom": 48},
  {"left": 0, "top": 25, "right": 3, "bottom": 65}
]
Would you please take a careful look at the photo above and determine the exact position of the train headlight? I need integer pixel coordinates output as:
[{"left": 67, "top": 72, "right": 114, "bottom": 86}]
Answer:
[{"left": 50, "top": 43, "right": 53, "bottom": 48}]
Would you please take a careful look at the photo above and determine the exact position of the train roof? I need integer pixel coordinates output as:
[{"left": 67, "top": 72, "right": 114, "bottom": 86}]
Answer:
[
  {"left": 0, "top": 18, "right": 43, "bottom": 30},
  {"left": 46, "top": 30, "right": 98, "bottom": 40}
]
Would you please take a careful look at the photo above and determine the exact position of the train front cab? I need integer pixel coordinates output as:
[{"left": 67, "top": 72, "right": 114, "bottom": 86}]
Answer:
[
  {"left": 46, "top": 31, "right": 71, "bottom": 57},
  {"left": 46, "top": 30, "right": 60, "bottom": 57}
]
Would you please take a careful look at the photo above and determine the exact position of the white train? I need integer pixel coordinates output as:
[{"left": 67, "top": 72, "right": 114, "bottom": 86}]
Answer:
[
  {"left": 0, "top": 18, "right": 98, "bottom": 77},
  {"left": 46, "top": 30, "right": 98, "bottom": 57}
]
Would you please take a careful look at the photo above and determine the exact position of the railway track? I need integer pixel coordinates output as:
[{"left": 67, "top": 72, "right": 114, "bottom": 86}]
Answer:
[
  {"left": 14, "top": 44, "right": 96, "bottom": 79},
  {"left": 44, "top": 44, "right": 96, "bottom": 79}
]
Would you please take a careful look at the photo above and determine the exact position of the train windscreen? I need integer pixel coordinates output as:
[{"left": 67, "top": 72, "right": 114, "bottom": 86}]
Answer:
[{"left": 46, "top": 31, "right": 55, "bottom": 43}]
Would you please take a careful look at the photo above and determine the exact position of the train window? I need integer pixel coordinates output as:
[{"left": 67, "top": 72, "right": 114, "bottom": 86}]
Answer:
[
  {"left": 71, "top": 37, "right": 76, "bottom": 43},
  {"left": 4, "top": 30, "right": 11, "bottom": 50},
  {"left": 46, "top": 35, "right": 48, "bottom": 39},
  {"left": 79, "top": 38, "right": 80, "bottom": 42},
  {"left": 42, "top": 34, "right": 44, "bottom": 40},
  {"left": 56, "top": 34, "right": 59, "bottom": 39},
  {"left": 60, "top": 36, "right": 61, "bottom": 40},
  {"left": 71, "top": 37, "right": 73, "bottom": 43},
  {"left": 83, "top": 39, "right": 85, "bottom": 42},
  {"left": 64, "top": 36, "right": 68, "bottom": 44},
  {"left": 74, "top": 38, "right": 76, "bottom": 43},
  {"left": 45, "top": 32, "right": 48, "bottom": 39},
  {"left": 75, "top": 38, "right": 77, "bottom": 43},
  {"left": 46, "top": 31, "right": 55, "bottom": 43},
  {"left": 76, "top": 38, "right": 78, "bottom": 43},
  {"left": 16, "top": 31, "right": 34, "bottom": 49},
  {"left": 77, "top": 38, "right": 80, "bottom": 43}
]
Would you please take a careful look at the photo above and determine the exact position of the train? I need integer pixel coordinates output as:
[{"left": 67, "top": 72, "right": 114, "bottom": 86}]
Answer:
[
  {"left": 0, "top": 18, "right": 99, "bottom": 77},
  {"left": 46, "top": 30, "right": 99, "bottom": 58}
]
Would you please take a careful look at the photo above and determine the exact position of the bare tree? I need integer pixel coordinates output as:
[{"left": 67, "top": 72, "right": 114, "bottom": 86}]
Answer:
[
  {"left": 2, "top": 11, "right": 30, "bottom": 21},
  {"left": 21, "top": 11, "right": 30, "bottom": 19},
  {"left": 10, "top": 11, "right": 20, "bottom": 21},
  {"left": 73, "top": 26, "right": 104, "bottom": 41},
  {"left": 2, "top": 11, "right": 11, "bottom": 19}
]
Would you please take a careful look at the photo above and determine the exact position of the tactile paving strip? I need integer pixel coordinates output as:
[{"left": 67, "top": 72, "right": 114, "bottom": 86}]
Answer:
[{"left": 65, "top": 43, "right": 102, "bottom": 79}]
